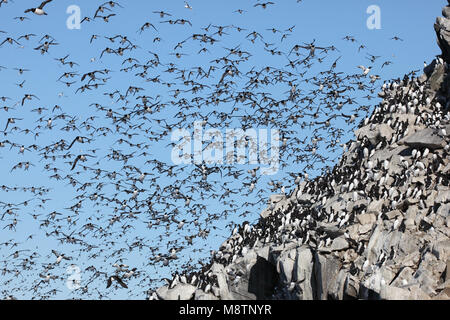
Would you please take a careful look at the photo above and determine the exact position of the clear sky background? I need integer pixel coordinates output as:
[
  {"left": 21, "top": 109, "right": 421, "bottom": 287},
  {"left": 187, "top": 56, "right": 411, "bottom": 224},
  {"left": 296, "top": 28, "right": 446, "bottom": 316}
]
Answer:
[{"left": 0, "top": 0, "right": 445, "bottom": 299}]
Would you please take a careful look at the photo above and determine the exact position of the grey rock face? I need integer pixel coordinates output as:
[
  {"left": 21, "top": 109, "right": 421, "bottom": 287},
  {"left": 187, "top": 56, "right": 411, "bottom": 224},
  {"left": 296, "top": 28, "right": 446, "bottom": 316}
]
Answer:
[
  {"left": 194, "top": 289, "right": 219, "bottom": 300},
  {"left": 330, "top": 236, "right": 349, "bottom": 251},
  {"left": 444, "top": 6, "right": 450, "bottom": 19},
  {"left": 293, "top": 246, "right": 315, "bottom": 300},
  {"left": 156, "top": 283, "right": 197, "bottom": 300},
  {"left": 428, "top": 62, "right": 446, "bottom": 92},
  {"left": 355, "top": 123, "right": 393, "bottom": 146},
  {"left": 313, "top": 253, "right": 341, "bottom": 300},
  {"left": 436, "top": 12, "right": 450, "bottom": 64}
]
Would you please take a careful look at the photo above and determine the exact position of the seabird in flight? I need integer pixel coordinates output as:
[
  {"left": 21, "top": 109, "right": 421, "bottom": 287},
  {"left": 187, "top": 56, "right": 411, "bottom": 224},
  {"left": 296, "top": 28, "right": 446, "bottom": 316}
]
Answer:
[{"left": 24, "top": 0, "right": 53, "bottom": 16}]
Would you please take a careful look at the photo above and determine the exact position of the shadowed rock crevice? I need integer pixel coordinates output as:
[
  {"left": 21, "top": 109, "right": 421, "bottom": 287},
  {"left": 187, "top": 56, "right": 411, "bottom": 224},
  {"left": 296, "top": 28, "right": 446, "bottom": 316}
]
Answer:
[{"left": 248, "top": 256, "right": 279, "bottom": 299}]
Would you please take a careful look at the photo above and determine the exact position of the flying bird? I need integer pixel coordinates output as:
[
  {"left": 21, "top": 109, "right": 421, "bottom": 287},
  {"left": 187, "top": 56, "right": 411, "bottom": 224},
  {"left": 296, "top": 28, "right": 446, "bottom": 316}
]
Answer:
[
  {"left": 357, "top": 65, "right": 371, "bottom": 75},
  {"left": 107, "top": 275, "right": 128, "bottom": 289}
]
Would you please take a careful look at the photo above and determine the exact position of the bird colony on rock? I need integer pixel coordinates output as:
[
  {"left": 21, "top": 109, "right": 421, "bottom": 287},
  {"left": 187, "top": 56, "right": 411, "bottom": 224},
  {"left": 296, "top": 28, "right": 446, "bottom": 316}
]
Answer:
[{"left": 0, "top": 0, "right": 440, "bottom": 299}]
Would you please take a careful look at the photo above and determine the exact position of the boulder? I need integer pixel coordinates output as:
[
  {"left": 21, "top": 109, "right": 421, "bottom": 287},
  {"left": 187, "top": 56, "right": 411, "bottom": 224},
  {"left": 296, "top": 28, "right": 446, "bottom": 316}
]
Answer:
[
  {"left": 276, "top": 248, "right": 296, "bottom": 283},
  {"left": 399, "top": 127, "right": 446, "bottom": 149},
  {"left": 155, "top": 10, "right": 450, "bottom": 300},
  {"left": 380, "top": 285, "right": 410, "bottom": 300},
  {"left": 293, "top": 246, "right": 315, "bottom": 300},
  {"left": 195, "top": 289, "right": 219, "bottom": 300}
]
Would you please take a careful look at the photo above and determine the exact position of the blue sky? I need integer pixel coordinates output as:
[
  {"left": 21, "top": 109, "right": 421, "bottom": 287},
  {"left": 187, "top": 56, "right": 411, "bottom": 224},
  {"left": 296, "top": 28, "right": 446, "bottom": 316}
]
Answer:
[{"left": 0, "top": 0, "right": 445, "bottom": 299}]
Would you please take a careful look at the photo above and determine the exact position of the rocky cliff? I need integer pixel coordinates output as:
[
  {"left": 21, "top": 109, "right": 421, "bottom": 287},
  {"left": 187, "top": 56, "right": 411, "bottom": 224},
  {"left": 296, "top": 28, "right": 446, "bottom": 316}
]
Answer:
[{"left": 152, "top": 4, "right": 450, "bottom": 300}]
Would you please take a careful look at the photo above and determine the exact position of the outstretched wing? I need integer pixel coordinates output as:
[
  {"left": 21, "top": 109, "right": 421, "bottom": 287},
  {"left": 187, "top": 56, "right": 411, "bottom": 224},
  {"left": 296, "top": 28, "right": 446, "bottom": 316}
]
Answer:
[
  {"left": 39, "top": 0, "right": 53, "bottom": 9},
  {"left": 71, "top": 155, "right": 80, "bottom": 171},
  {"left": 116, "top": 276, "right": 128, "bottom": 288},
  {"left": 106, "top": 277, "right": 112, "bottom": 288}
]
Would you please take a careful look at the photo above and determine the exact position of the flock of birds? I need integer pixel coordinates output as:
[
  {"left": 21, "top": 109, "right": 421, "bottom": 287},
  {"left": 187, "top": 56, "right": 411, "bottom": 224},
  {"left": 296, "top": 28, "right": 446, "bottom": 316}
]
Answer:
[{"left": 0, "top": 0, "right": 407, "bottom": 299}]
